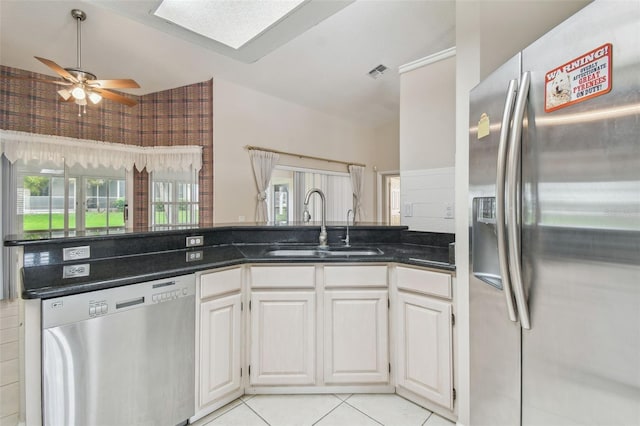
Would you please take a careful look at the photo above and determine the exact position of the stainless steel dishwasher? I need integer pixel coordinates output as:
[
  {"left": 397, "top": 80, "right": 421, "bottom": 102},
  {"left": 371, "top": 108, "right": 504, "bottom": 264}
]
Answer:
[{"left": 42, "top": 274, "right": 196, "bottom": 426}]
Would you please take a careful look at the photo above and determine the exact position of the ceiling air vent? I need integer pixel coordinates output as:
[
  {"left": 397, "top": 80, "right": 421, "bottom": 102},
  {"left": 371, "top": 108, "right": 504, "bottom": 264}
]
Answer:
[{"left": 368, "top": 64, "right": 388, "bottom": 79}]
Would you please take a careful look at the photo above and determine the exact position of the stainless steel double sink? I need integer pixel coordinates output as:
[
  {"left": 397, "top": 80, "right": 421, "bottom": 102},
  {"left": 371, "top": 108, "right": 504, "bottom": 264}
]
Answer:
[{"left": 265, "top": 246, "right": 383, "bottom": 257}]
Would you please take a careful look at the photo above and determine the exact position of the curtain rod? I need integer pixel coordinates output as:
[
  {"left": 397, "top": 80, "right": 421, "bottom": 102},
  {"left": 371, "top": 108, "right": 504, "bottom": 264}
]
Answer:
[{"left": 245, "top": 145, "right": 366, "bottom": 168}]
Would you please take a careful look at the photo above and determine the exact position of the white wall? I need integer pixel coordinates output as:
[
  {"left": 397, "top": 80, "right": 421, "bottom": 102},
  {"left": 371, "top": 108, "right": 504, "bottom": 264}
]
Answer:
[
  {"left": 400, "top": 167, "right": 455, "bottom": 232},
  {"left": 371, "top": 119, "right": 400, "bottom": 173},
  {"left": 213, "top": 78, "right": 399, "bottom": 224},
  {"left": 399, "top": 55, "right": 456, "bottom": 233},
  {"left": 454, "top": 1, "right": 591, "bottom": 425}
]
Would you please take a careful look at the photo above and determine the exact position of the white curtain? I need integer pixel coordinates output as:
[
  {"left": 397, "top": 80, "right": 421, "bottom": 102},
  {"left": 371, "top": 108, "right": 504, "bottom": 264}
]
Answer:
[
  {"left": 1, "top": 157, "right": 18, "bottom": 300},
  {"left": 348, "top": 164, "right": 365, "bottom": 222},
  {"left": 0, "top": 130, "right": 203, "bottom": 172},
  {"left": 249, "top": 150, "right": 279, "bottom": 222}
]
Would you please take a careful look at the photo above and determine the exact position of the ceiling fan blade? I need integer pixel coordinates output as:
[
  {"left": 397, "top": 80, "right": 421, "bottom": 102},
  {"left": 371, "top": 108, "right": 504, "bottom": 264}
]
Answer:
[
  {"left": 93, "top": 88, "right": 137, "bottom": 107},
  {"left": 1, "top": 75, "right": 72, "bottom": 86},
  {"left": 86, "top": 79, "right": 140, "bottom": 89},
  {"left": 34, "top": 56, "right": 78, "bottom": 83}
]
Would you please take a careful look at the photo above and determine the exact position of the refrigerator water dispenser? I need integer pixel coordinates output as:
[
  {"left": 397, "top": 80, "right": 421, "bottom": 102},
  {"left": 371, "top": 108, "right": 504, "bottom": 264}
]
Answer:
[{"left": 472, "top": 197, "right": 503, "bottom": 289}]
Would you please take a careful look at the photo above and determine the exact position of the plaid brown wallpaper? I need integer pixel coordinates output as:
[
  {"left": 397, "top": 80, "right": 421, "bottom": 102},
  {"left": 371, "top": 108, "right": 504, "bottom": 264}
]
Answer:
[
  {"left": 0, "top": 65, "right": 213, "bottom": 227},
  {"left": 138, "top": 81, "right": 213, "bottom": 225},
  {"left": 134, "top": 169, "right": 150, "bottom": 229}
]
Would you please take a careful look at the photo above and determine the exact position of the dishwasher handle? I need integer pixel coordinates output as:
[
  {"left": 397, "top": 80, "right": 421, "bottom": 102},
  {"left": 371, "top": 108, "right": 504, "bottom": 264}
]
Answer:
[{"left": 116, "top": 296, "right": 145, "bottom": 310}]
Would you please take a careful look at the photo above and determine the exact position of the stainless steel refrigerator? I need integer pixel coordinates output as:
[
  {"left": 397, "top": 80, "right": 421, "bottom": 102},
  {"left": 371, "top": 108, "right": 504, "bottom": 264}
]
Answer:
[{"left": 468, "top": 1, "right": 640, "bottom": 425}]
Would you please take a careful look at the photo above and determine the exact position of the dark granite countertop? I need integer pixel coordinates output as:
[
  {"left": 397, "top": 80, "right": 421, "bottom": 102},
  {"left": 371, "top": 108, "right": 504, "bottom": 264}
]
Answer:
[{"left": 10, "top": 225, "right": 455, "bottom": 299}]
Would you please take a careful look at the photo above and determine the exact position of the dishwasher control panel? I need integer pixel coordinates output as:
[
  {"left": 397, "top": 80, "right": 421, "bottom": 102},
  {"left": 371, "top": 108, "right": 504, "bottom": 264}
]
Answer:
[
  {"left": 152, "top": 287, "right": 189, "bottom": 303},
  {"left": 42, "top": 274, "right": 196, "bottom": 329}
]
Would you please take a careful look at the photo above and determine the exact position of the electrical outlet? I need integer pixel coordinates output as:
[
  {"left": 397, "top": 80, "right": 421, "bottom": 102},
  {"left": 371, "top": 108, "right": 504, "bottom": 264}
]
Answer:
[
  {"left": 186, "top": 250, "right": 203, "bottom": 262},
  {"left": 63, "top": 246, "right": 91, "bottom": 261},
  {"left": 186, "top": 236, "right": 204, "bottom": 247},
  {"left": 63, "top": 264, "right": 90, "bottom": 279},
  {"left": 444, "top": 202, "right": 455, "bottom": 219}
]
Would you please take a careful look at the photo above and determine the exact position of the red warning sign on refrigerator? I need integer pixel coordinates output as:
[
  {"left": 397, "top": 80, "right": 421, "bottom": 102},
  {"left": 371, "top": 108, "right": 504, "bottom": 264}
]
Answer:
[{"left": 544, "top": 43, "right": 612, "bottom": 113}]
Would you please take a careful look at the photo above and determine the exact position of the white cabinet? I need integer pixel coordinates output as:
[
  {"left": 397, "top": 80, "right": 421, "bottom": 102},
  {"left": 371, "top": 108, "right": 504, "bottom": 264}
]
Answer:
[
  {"left": 249, "top": 290, "right": 316, "bottom": 386},
  {"left": 199, "top": 293, "right": 242, "bottom": 406},
  {"left": 324, "top": 290, "right": 389, "bottom": 384},
  {"left": 395, "top": 266, "right": 454, "bottom": 410},
  {"left": 248, "top": 264, "right": 390, "bottom": 389},
  {"left": 195, "top": 267, "right": 243, "bottom": 419},
  {"left": 396, "top": 291, "right": 452, "bottom": 408},
  {"left": 323, "top": 265, "right": 389, "bottom": 385}
]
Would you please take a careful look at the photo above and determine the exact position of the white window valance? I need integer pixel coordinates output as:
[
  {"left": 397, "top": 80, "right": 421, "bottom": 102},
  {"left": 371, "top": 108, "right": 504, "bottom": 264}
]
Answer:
[{"left": 0, "top": 130, "right": 202, "bottom": 172}]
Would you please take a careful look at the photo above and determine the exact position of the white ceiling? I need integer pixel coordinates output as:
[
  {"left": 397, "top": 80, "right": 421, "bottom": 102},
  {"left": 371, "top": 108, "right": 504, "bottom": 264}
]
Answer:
[{"left": 0, "top": 0, "right": 456, "bottom": 127}]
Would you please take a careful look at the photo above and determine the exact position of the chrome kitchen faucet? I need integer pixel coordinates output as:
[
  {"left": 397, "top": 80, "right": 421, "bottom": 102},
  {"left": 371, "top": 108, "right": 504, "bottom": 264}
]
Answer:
[
  {"left": 303, "top": 188, "right": 328, "bottom": 247},
  {"left": 342, "top": 208, "right": 354, "bottom": 247}
]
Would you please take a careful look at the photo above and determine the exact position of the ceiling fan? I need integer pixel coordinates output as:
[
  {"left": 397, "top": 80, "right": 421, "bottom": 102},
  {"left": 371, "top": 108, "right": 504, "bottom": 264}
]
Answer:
[{"left": 13, "top": 9, "right": 140, "bottom": 113}]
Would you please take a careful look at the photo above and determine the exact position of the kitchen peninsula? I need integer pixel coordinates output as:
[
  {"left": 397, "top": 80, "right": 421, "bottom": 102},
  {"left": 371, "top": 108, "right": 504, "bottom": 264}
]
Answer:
[
  {"left": 6, "top": 223, "right": 455, "bottom": 299},
  {"left": 6, "top": 224, "right": 458, "bottom": 425}
]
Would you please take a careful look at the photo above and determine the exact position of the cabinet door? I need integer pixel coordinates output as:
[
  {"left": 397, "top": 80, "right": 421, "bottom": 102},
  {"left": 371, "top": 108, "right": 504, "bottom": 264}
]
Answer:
[
  {"left": 324, "top": 290, "right": 389, "bottom": 384},
  {"left": 396, "top": 291, "right": 453, "bottom": 409},
  {"left": 250, "top": 291, "right": 316, "bottom": 385},
  {"left": 199, "top": 292, "right": 242, "bottom": 409}
]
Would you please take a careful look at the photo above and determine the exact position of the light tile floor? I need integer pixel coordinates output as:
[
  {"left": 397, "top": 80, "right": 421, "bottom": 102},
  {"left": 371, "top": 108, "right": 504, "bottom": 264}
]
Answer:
[{"left": 192, "top": 394, "right": 455, "bottom": 426}]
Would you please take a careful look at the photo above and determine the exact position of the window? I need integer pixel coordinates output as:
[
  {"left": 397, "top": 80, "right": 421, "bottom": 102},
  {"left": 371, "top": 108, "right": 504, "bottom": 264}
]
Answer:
[
  {"left": 14, "top": 163, "right": 127, "bottom": 234},
  {"left": 20, "top": 170, "right": 67, "bottom": 232},
  {"left": 269, "top": 168, "right": 295, "bottom": 224},
  {"left": 82, "top": 177, "right": 126, "bottom": 229},
  {"left": 272, "top": 183, "right": 290, "bottom": 223},
  {"left": 151, "top": 170, "right": 199, "bottom": 226},
  {"left": 267, "top": 166, "right": 353, "bottom": 224}
]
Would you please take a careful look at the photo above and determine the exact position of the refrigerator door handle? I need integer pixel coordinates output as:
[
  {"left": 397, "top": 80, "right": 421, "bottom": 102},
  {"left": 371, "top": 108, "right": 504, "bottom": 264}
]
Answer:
[
  {"left": 496, "top": 78, "right": 519, "bottom": 323},
  {"left": 506, "top": 71, "right": 531, "bottom": 330}
]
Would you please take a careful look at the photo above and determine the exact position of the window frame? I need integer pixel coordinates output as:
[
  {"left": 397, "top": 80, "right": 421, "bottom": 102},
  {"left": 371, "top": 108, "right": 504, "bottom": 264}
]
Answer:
[
  {"left": 149, "top": 169, "right": 199, "bottom": 227},
  {"left": 267, "top": 165, "right": 353, "bottom": 224},
  {"left": 13, "top": 162, "right": 128, "bottom": 234}
]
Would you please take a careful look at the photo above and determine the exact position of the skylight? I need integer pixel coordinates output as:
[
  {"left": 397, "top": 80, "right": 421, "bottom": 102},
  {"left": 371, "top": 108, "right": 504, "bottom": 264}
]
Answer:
[{"left": 153, "top": 0, "right": 307, "bottom": 50}]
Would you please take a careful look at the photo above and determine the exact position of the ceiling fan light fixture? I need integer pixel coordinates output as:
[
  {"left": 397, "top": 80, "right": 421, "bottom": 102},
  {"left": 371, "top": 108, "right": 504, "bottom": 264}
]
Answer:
[
  {"left": 71, "top": 85, "right": 86, "bottom": 100},
  {"left": 88, "top": 91, "right": 102, "bottom": 105},
  {"left": 31, "top": 9, "right": 139, "bottom": 110},
  {"left": 57, "top": 89, "right": 72, "bottom": 101}
]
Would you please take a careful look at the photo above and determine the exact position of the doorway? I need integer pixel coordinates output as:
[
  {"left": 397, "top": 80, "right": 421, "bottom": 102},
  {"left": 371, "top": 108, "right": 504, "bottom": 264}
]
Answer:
[
  {"left": 377, "top": 171, "right": 401, "bottom": 225},
  {"left": 386, "top": 175, "right": 401, "bottom": 225}
]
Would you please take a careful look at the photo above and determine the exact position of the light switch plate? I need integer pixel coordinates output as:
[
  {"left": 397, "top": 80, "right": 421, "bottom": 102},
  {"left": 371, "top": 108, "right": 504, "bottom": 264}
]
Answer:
[{"left": 403, "top": 202, "right": 413, "bottom": 217}]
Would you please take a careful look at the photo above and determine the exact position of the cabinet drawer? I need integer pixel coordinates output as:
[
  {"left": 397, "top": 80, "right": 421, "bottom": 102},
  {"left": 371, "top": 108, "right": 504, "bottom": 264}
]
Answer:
[
  {"left": 250, "top": 266, "right": 315, "bottom": 288},
  {"left": 324, "top": 265, "right": 388, "bottom": 288},
  {"left": 200, "top": 267, "right": 242, "bottom": 299},
  {"left": 396, "top": 266, "right": 452, "bottom": 299}
]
